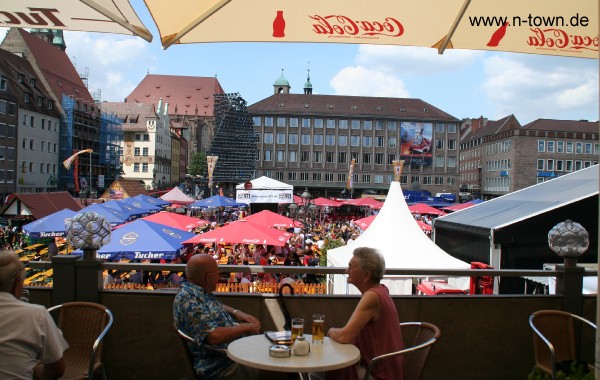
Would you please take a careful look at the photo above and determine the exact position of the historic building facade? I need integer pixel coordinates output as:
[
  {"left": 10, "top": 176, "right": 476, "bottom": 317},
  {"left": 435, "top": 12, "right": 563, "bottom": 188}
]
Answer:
[{"left": 248, "top": 73, "right": 461, "bottom": 197}]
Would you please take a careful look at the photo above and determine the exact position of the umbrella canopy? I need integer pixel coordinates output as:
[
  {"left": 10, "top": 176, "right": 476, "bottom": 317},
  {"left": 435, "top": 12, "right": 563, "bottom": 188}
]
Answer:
[
  {"left": 141, "top": 211, "right": 209, "bottom": 231},
  {"left": 311, "top": 197, "right": 342, "bottom": 207},
  {"left": 131, "top": 194, "right": 170, "bottom": 208},
  {"left": 242, "top": 210, "right": 301, "bottom": 229},
  {"left": 189, "top": 195, "right": 240, "bottom": 209},
  {"left": 142, "top": 0, "right": 598, "bottom": 58},
  {"left": 74, "top": 220, "right": 196, "bottom": 261},
  {"left": 5, "top": 0, "right": 152, "bottom": 41},
  {"left": 102, "top": 200, "right": 149, "bottom": 219},
  {"left": 441, "top": 202, "right": 476, "bottom": 212},
  {"left": 408, "top": 203, "right": 447, "bottom": 216},
  {"left": 77, "top": 204, "right": 130, "bottom": 227},
  {"left": 342, "top": 197, "right": 383, "bottom": 208},
  {"left": 182, "top": 220, "right": 292, "bottom": 246},
  {"left": 160, "top": 187, "right": 195, "bottom": 205},
  {"left": 22, "top": 208, "right": 77, "bottom": 239},
  {"left": 354, "top": 214, "right": 431, "bottom": 232},
  {"left": 119, "top": 197, "right": 162, "bottom": 214}
]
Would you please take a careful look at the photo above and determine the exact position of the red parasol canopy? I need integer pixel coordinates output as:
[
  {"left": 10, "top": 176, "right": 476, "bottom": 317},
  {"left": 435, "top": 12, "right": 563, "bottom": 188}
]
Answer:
[
  {"left": 242, "top": 210, "right": 301, "bottom": 229},
  {"left": 311, "top": 197, "right": 343, "bottom": 207},
  {"left": 140, "top": 211, "right": 209, "bottom": 231},
  {"left": 354, "top": 214, "right": 431, "bottom": 232},
  {"left": 342, "top": 198, "right": 383, "bottom": 208},
  {"left": 182, "top": 220, "right": 292, "bottom": 246},
  {"left": 408, "top": 203, "right": 447, "bottom": 216},
  {"left": 440, "top": 202, "right": 476, "bottom": 212}
]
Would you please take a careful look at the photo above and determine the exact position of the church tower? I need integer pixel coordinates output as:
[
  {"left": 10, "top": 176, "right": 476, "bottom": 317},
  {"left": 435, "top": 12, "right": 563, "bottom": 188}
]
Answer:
[
  {"left": 29, "top": 29, "right": 67, "bottom": 51},
  {"left": 304, "top": 64, "right": 313, "bottom": 95},
  {"left": 273, "top": 69, "right": 290, "bottom": 94}
]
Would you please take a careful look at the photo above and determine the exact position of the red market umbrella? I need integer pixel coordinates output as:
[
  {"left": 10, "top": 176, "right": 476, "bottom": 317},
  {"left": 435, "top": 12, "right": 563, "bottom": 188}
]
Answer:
[
  {"left": 440, "top": 202, "right": 476, "bottom": 212},
  {"left": 408, "top": 203, "right": 447, "bottom": 216},
  {"left": 311, "top": 197, "right": 342, "bottom": 207},
  {"left": 182, "top": 220, "right": 292, "bottom": 246},
  {"left": 242, "top": 210, "right": 301, "bottom": 229},
  {"left": 355, "top": 214, "right": 431, "bottom": 232},
  {"left": 342, "top": 198, "right": 383, "bottom": 208},
  {"left": 141, "top": 211, "right": 209, "bottom": 231}
]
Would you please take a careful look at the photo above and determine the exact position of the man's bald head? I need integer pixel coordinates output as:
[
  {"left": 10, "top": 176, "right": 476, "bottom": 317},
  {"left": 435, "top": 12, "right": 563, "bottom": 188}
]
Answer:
[{"left": 186, "top": 254, "right": 218, "bottom": 289}]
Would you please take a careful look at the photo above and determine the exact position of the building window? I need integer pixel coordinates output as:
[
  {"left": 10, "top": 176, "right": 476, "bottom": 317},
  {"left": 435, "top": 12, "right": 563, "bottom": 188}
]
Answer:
[
  {"left": 325, "top": 173, "right": 334, "bottom": 182},
  {"left": 337, "top": 173, "right": 346, "bottom": 182},
  {"left": 256, "top": 150, "right": 261, "bottom": 160},
  {"left": 326, "top": 135, "right": 335, "bottom": 145},
  {"left": 376, "top": 136, "right": 384, "bottom": 147},
  {"left": 143, "top": 134, "right": 149, "bottom": 141},
  {"left": 566, "top": 142, "right": 573, "bottom": 153},
  {"left": 265, "top": 117, "right": 273, "bottom": 127},
  {"left": 301, "top": 151, "right": 310, "bottom": 162},
  {"left": 362, "top": 153, "right": 371, "bottom": 164},
  {"left": 252, "top": 116, "right": 261, "bottom": 126},
  {"left": 254, "top": 133, "right": 261, "bottom": 143},
  {"left": 447, "top": 156, "right": 456, "bottom": 167},
  {"left": 135, "top": 134, "right": 141, "bottom": 141},
  {"left": 277, "top": 117, "right": 286, "bottom": 127},
  {"left": 422, "top": 176, "right": 432, "bottom": 185},
  {"left": 338, "top": 152, "right": 347, "bottom": 164},
  {"left": 375, "top": 120, "right": 384, "bottom": 130},
  {"left": 448, "top": 139, "right": 456, "bottom": 150},
  {"left": 362, "top": 174, "right": 371, "bottom": 183},
  {"left": 436, "top": 139, "right": 445, "bottom": 150},
  {"left": 143, "top": 147, "right": 149, "bottom": 156},
  {"left": 314, "top": 135, "right": 323, "bottom": 145},
  {"left": 351, "top": 120, "right": 360, "bottom": 129},
  {"left": 387, "top": 121, "right": 397, "bottom": 131},
  {"left": 133, "top": 163, "right": 140, "bottom": 172},
  {"left": 289, "top": 133, "right": 298, "bottom": 144},
  {"left": 325, "top": 152, "right": 334, "bottom": 163},
  {"left": 314, "top": 151, "right": 322, "bottom": 163},
  {"left": 314, "top": 118, "right": 324, "bottom": 128},
  {"left": 289, "top": 151, "right": 297, "bottom": 162},
  {"left": 351, "top": 152, "right": 360, "bottom": 164},
  {"left": 375, "top": 153, "right": 383, "bottom": 165},
  {"left": 436, "top": 124, "right": 445, "bottom": 133},
  {"left": 264, "top": 150, "right": 272, "bottom": 161},
  {"left": 17, "top": 73, "right": 24, "bottom": 83},
  {"left": 264, "top": 133, "right": 273, "bottom": 144},
  {"left": 448, "top": 124, "right": 457, "bottom": 133},
  {"left": 576, "top": 142, "right": 583, "bottom": 154},
  {"left": 37, "top": 97, "right": 43, "bottom": 107},
  {"left": 585, "top": 143, "right": 592, "bottom": 154},
  {"left": 556, "top": 160, "right": 564, "bottom": 171},
  {"left": 351, "top": 135, "right": 360, "bottom": 146},
  {"left": 547, "top": 141, "right": 555, "bottom": 153},
  {"left": 289, "top": 118, "right": 298, "bottom": 128},
  {"left": 537, "top": 159, "right": 544, "bottom": 170},
  {"left": 302, "top": 118, "right": 311, "bottom": 128},
  {"left": 447, "top": 177, "right": 456, "bottom": 186},
  {"left": 0, "top": 76, "right": 6, "bottom": 90},
  {"left": 276, "top": 133, "right": 286, "bottom": 144},
  {"left": 435, "top": 176, "right": 444, "bottom": 185},
  {"left": 300, "top": 172, "right": 309, "bottom": 181},
  {"left": 276, "top": 172, "right": 284, "bottom": 181},
  {"left": 134, "top": 147, "right": 141, "bottom": 156},
  {"left": 313, "top": 172, "right": 322, "bottom": 181},
  {"left": 29, "top": 139, "right": 34, "bottom": 150},
  {"left": 557, "top": 141, "right": 564, "bottom": 153},
  {"left": 24, "top": 93, "right": 30, "bottom": 103},
  {"left": 363, "top": 136, "right": 372, "bottom": 147},
  {"left": 364, "top": 120, "right": 372, "bottom": 130},
  {"left": 388, "top": 137, "right": 397, "bottom": 148},
  {"left": 328, "top": 119, "right": 338, "bottom": 129},
  {"left": 387, "top": 154, "right": 396, "bottom": 165},
  {"left": 435, "top": 156, "right": 445, "bottom": 167},
  {"left": 288, "top": 172, "right": 297, "bottom": 181},
  {"left": 301, "top": 134, "right": 311, "bottom": 145},
  {"left": 547, "top": 159, "right": 554, "bottom": 171},
  {"left": 575, "top": 161, "right": 582, "bottom": 170},
  {"left": 142, "top": 163, "right": 149, "bottom": 172},
  {"left": 374, "top": 174, "right": 384, "bottom": 183},
  {"left": 338, "top": 135, "right": 348, "bottom": 146},
  {"left": 538, "top": 140, "right": 545, "bottom": 152}
]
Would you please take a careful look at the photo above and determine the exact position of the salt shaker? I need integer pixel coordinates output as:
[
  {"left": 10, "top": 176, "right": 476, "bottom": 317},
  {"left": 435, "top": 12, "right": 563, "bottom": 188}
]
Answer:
[{"left": 292, "top": 335, "right": 310, "bottom": 356}]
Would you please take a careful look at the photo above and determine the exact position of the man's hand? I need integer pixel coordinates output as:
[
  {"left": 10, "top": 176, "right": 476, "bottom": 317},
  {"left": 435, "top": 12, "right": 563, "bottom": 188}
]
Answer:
[
  {"left": 240, "top": 322, "right": 261, "bottom": 335},
  {"left": 235, "top": 311, "right": 261, "bottom": 329}
]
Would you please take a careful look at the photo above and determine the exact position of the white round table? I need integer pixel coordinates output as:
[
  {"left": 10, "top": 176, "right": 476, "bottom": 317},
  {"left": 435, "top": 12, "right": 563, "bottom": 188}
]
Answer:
[{"left": 227, "top": 334, "right": 360, "bottom": 373}]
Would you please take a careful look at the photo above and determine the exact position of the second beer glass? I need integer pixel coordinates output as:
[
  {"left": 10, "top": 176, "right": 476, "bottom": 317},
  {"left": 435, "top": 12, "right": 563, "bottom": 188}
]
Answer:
[
  {"left": 291, "top": 318, "right": 304, "bottom": 342},
  {"left": 312, "top": 314, "right": 325, "bottom": 344}
]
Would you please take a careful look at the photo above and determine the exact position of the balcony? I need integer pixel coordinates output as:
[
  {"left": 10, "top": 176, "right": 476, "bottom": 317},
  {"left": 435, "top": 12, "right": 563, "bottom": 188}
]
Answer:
[{"left": 26, "top": 259, "right": 597, "bottom": 380}]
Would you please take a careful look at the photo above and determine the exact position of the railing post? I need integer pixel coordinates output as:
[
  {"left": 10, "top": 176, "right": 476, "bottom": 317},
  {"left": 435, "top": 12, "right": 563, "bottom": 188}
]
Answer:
[
  {"left": 555, "top": 261, "right": 585, "bottom": 316},
  {"left": 51, "top": 255, "right": 78, "bottom": 305},
  {"left": 74, "top": 255, "right": 103, "bottom": 302}
]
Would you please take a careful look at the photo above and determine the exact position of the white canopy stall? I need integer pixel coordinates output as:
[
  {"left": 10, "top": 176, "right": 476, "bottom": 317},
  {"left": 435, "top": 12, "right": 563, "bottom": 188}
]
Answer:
[
  {"left": 327, "top": 181, "right": 470, "bottom": 295},
  {"left": 235, "top": 176, "right": 293, "bottom": 204}
]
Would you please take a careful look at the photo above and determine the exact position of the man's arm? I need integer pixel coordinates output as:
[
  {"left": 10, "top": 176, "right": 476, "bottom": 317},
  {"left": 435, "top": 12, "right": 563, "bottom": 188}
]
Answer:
[
  {"left": 33, "top": 358, "right": 65, "bottom": 380},
  {"left": 327, "top": 290, "right": 380, "bottom": 344},
  {"left": 204, "top": 306, "right": 261, "bottom": 346}
]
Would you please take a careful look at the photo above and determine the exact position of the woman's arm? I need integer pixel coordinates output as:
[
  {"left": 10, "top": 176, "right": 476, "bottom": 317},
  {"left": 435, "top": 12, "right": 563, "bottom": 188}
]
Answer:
[{"left": 328, "top": 290, "right": 380, "bottom": 344}]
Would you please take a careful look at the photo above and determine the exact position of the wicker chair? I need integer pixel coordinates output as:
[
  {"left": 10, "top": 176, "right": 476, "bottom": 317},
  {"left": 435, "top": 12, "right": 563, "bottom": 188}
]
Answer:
[
  {"left": 364, "top": 322, "right": 441, "bottom": 380},
  {"left": 529, "top": 310, "right": 596, "bottom": 379},
  {"left": 174, "top": 325, "right": 228, "bottom": 380},
  {"left": 47, "top": 302, "right": 113, "bottom": 380}
]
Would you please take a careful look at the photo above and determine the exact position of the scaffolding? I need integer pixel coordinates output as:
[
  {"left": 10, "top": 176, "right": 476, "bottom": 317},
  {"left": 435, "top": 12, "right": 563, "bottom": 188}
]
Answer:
[
  {"left": 207, "top": 93, "right": 256, "bottom": 183},
  {"left": 59, "top": 95, "right": 74, "bottom": 190},
  {"left": 99, "top": 111, "right": 123, "bottom": 182}
]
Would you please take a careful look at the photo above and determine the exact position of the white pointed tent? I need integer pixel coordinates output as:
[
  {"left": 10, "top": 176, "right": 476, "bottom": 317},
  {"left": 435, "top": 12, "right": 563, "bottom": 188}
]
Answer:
[
  {"left": 235, "top": 176, "right": 293, "bottom": 204},
  {"left": 160, "top": 187, "right": 195, "bottom": 205},
  {"left": 327, "top": 181, "right": 470, "bottom": 295}
]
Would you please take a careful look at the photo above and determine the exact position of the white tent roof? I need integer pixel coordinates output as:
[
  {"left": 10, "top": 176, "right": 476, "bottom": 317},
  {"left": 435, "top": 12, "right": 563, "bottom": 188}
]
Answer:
[
  {"left": 328, "top": 181, "right": 470, "bottom": 270},
  {"left": 159, "top": 187, "right": 195, "bottom": 204},
  {"left": 236, "top": 176, "right": 293, "bottom": 190}
]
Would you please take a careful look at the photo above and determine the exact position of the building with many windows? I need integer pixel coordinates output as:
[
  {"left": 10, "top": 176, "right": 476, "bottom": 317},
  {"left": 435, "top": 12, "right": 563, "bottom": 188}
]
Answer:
[
  {"left": 460, "top": 116, "right": 598, "bottom": 199},
  {"left": 248, "top": 74, "right": 461, "bottom": 197}
]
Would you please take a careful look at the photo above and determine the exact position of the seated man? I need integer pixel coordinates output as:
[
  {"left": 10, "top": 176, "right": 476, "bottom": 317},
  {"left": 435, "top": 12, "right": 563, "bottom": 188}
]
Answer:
[
  {"left": 328, "top": 247, "right": 404, "bottom": 380},
  {"left": 0, "top": 252, "right": 69, "bottom": 380},
  {"left": 173, "top": 254, "right": 261, "bottom": 380}
]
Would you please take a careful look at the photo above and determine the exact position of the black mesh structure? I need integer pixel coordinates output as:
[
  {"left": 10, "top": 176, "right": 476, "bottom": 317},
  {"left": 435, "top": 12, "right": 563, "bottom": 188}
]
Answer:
[{"left": 207, "top": 93, "right": 256, "bottom": 182}]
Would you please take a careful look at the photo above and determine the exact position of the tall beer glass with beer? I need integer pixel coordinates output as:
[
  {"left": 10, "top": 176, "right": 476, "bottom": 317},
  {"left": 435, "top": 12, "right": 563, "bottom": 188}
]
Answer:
[
  {"left": 291, "top": 318, "right": 304, "bottom": 342},
  {"left": 312, "top": 314, "right": 325, "bottom": 344}
]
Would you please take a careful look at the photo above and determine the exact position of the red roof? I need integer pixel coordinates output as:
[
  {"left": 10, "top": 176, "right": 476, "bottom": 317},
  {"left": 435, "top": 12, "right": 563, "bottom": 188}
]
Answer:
[
  {"left": 1, "top": 192, "right": 83, "bottom": 220},
  {"left": 125, "top": 74, "right": 225, "bottom": 117}
]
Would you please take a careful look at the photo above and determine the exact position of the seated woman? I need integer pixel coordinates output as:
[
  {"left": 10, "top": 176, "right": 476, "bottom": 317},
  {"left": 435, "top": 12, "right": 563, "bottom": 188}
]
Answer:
[{"left": 327, "top": 247, "right": 404, "bottom": 380}]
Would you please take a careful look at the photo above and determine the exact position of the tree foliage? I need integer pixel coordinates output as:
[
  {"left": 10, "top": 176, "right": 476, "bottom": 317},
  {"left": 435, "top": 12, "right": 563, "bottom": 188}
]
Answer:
[{"left": 189, "top": 151, "right": 207, "bottom": 176}]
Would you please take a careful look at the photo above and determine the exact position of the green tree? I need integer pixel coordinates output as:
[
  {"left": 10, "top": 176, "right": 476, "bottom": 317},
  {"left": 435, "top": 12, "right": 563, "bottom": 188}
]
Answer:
[{"left": 189, "top": 152, "right": 207, "bottom": 176}]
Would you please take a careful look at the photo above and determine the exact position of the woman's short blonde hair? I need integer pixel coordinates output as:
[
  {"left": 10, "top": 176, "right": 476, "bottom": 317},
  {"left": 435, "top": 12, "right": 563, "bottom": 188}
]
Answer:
[{"left": 353, "top": 247, "right": 385, "bottom": 283}]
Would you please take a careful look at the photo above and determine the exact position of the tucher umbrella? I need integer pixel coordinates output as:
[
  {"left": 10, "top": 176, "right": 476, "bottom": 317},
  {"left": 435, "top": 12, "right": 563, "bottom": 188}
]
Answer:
[
  {"left": 22, "top": 209, "right": 77, "bottom": 239},
  {"left": 182, "top": 220, "right": 292, "bottom": 247}
]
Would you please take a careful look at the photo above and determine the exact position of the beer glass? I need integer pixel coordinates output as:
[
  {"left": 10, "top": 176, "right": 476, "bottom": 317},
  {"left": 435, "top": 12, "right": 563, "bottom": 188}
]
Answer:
[
  {"left": 312, "top": 314, "right": 325, "bottom": 344},
  {"left": 291, "top": 318, "right": 304, "bottom": 342}
]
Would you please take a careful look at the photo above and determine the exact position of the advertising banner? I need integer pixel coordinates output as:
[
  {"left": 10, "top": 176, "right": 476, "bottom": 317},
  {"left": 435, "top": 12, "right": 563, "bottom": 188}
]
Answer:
[
  {"left": 400, "top": 122, "right": 433, "bottom": 169},
  {"left": 236, "top": 189, "right": 293, "bottom": 204}
]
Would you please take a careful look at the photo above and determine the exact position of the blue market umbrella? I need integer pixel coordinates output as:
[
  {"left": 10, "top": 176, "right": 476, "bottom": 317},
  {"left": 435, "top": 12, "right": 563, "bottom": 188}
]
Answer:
[
  {"left": 132, "top": 194, "right": 170, "bottom": 208},
  {"left": 189, "top": 195, "right": 241, "bottom": 209},
  {"left": 102, "top": 200, "right": 149, "bottom": 219},
  {"left": 22, "top": 209, "right": 78, "bottom": 239},
  {"left": 74, "top": 220, "right": 196, "bottom": 261},
  {"left": 119, "top": 197, "right": 161, "bottom": 214},
  {"left": 77, "top": 204, "right": 130, "bottom": 227}
]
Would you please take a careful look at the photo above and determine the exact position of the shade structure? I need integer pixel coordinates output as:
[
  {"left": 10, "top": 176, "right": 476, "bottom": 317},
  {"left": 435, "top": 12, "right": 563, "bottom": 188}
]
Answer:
[
  {"left": 342, "top": 197, "right": 383, "bottom": 208},
  {"left": 408, "top": 203, "right": 447, "bottom": 216},
  {"left": 142, "top": 0, "right": 598, "bottom": 58},
  {"left": 5, "top": 0, "right": 152, "bottom": 41},
  {"left": 141, "top": 211, "right": 209, "bottom": 231},
  {"left": 182, "top": 220, "right": 292, "bottom": 246},
  {"left": 354, "top": 214, "right": 431, "bottom": 232},
  {"left": 77, "top": 204, "right": 130, "bottom": 227},
  {"left": 22, "top": 208, "right": 77, "bottom": 239},
  {"left": 189, "top": 195, "right": 241, "bottom": 209},
  {"left": 119, "top": 197, "right": 162, "bottom": 214},
  {"left": 73, "top": 220, "right": 196, "bottom": 261},
  {"left": 102, "top": 200, "right": 149, "bottom": 219},
  {"left": 241, "top": 210, "right": 301, "bottom": 229},
  {"left": 131, "top": 194, "right": 170, "bottom": 208},
  {"left": 311, "top": 197, "right": 342, "bottom": 207},
  {"left": 440, "top": 202, "right": 477, "bottom": 212},
  {"left": 160, "top": 187, "right": 195, "bottom": 205}
]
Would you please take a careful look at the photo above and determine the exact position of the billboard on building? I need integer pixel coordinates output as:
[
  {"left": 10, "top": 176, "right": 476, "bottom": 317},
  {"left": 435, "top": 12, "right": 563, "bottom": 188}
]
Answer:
[{"left": 400, "top": 122, "right": 433, "bottom": 169}]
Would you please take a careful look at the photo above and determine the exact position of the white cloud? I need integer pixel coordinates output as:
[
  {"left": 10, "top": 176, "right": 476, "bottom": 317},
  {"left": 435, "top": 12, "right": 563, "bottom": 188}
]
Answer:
[
  {"left": 64, "top": 31, "right": 156, "bottom": 101},
  {"left": 330, "top": 66, "right": 409, "bottom": 98},
  {"left": 481, "top": 55, "right": 599, "bottom": 122}
]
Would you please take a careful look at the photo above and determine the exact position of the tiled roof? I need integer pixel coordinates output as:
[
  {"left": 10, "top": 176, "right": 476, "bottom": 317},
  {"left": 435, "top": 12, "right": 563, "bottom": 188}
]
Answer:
[
  {"left": 461, "top": 115, "right": 521, "bottom": 141},
  {"left": 1, "top": 192, "right": 82, "bottom": 220},
  {"left": 523, "top": 119, "right": 599, "bottom": 133},
  {"left": 99, "top": 179, "right": 149, "bottom": 199},
  {"left": 125, "top": 74, "right": 224, "bottom": 117},
  {"left": 248, "top": 93, "right": 458, "bottom": 121},
  {"left": 101, "top": 102, "right": 156, "bottom": 132},
  {"left": 11, "top": 29, "right": 94, "bottom": 104}
]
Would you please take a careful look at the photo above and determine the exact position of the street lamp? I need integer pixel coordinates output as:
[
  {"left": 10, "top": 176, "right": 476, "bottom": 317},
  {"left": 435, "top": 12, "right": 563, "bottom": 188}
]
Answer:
[{"left": 288, "top": 188, "right": 318, "bottom": 234}]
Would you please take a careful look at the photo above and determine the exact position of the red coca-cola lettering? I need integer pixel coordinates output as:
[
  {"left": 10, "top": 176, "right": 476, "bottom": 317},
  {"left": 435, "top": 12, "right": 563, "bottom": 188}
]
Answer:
[
  {"left": 0, "top": 8, "right": 65, "bottom": 27},
  {"left": 310, "top": 15, "right": 404, "bottom": 38},
  {"left": 527, "top": 27, "right": 599, "bottom": 51}
]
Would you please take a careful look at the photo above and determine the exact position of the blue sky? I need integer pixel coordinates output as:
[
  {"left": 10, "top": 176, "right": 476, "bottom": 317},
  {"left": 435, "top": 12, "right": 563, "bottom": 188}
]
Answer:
[{"left": 7, "top": 0, "right": 599, "bottom": 125}]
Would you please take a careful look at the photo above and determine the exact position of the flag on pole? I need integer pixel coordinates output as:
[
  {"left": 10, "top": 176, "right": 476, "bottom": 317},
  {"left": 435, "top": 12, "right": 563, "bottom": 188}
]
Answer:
[
  {"left": 207, "top": 155, "right": 218, "bottom": 188},
  {"left": 346, "top": 158, "right": 355, "bottom": 190},
  {"left": 63, "top": 149, "right": 93, "bottom": 170},
  {"left": 393, "top": 160, "right": 405, "bottom": 182}
]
